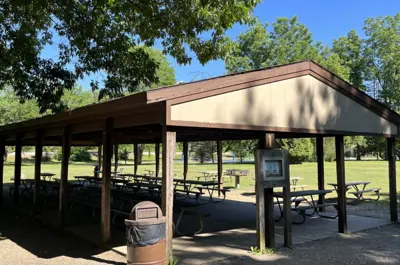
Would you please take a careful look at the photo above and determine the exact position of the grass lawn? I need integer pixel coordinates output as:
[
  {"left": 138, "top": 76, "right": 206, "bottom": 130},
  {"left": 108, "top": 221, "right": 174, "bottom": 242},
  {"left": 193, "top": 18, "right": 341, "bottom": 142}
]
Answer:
[{"left": 2, "top": 157, "right": 397, "bottom": 202}]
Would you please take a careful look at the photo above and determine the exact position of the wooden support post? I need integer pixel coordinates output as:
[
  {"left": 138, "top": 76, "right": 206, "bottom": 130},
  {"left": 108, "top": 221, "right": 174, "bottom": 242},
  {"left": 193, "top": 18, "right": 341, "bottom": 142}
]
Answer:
[
  {"left": 282, "top": 150, "right": 292, "bottom": 247},
  {"left": 155, "top": 143, "right": 160, "bottom": 178},
  {"left": 59, "top": 126, "right": 71, "bottom": 227},
  {"left": 183, "top": 141, "right": 188, "bottom": 181},
  {"left": 387, "top": 137, "right": 398, "bottom": 222},
  {"left": 335, "top": 136, "right": 347, "bottom": 233},
  {"left": 133, "top": 143, "right": 138, "bottom": 175},
  {"left": 217, "top": 141, "right": 223, "bottom": 194},
  {"left": 256, "top": 133, "right": 276, "bottom": 249},
  {"left": 114, "top": 144, "right": 118, "bottom": 172},
  {"left": 34, "top": 131, "right": 43, "bottom": 213},
  {"left": 316, "top": 136, "right": 325, "bottom": 210},
  {"left": 0, "top": 138, "right": 4, "bottom": 208},
  {"left": 101, "top": 118, "right": 113, "bottom": 244},
  {"left": 98, "top": 145, "right": 102, "bottom": 170},
  {"left": 14, "top": 135, "right": 22, "bottom": 205},
  {"left": 162, "top": 129, "right": 176, "bottom": 259}
]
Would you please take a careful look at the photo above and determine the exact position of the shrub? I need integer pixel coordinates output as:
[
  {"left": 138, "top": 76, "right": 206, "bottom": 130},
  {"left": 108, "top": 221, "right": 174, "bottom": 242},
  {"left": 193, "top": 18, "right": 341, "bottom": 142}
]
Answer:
[{"left": 70, "top": 148, "right": 92, "bottom": 162}]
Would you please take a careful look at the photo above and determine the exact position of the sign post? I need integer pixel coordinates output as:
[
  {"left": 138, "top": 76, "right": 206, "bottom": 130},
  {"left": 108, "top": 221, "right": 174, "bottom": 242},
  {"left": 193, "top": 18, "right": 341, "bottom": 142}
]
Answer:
[{"left": 255, "top": 149, "right": 292, "bottom": 248}]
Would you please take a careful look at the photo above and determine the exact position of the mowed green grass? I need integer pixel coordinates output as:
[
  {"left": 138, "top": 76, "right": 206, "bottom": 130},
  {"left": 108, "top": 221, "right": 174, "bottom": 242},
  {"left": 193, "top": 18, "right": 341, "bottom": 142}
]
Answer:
[{"left": 2, "top": 157, "right": 397, "bottom": 201}]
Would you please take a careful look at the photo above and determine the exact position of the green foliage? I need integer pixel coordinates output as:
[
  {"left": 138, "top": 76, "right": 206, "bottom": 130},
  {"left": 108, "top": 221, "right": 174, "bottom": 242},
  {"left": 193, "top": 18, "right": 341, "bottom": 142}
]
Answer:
[
  {"left": 224, "top": 140, "right": 255, "bottom": 163},
  {"left": 332, "top": 30, "right": 367, "bottom": 90},
  {"left": 0, "top": 1, "right": 259, "bottom": 112},
  {"left": 168, "top": 256, "right": 179, "bottom": 265},
  {"left": 277, "top": 138, "right": 314, "bottom": 164},
  {"left": 364, "top": 13, "right": 400, "bottom": 110},
  {"left": 249, "top": 246, "right": 277, "bottom": 255},
  {"left": 224, "top": 16, "right": 349, "bottom": 80},
  {"left": 70, "top": 147, "right": 92, "bottom": 162},
  {"left": 118, "top": 149, "right": 130, "bottom": 164},
  {"left": 190, "top": 142, "right": 217, "bottom": 164},
  {"left": 324, "top": 138, "right": 336, "bottom": 162}
]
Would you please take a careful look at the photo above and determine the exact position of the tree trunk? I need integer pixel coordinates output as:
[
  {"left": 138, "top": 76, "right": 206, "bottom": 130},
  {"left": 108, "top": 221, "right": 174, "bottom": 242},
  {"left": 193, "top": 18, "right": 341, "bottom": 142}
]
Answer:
[
  {"left": 356, "top": 145, "right": 361, "bottom": 161},
  {"left": 138, "top": 144, "right": 143, "bottom": 164}
]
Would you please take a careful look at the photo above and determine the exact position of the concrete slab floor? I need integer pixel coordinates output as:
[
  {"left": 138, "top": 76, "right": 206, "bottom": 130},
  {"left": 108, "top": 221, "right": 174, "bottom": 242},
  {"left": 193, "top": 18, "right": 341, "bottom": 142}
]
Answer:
[{"left": 109, "top": 215, "right": 391, "bottom": 265}]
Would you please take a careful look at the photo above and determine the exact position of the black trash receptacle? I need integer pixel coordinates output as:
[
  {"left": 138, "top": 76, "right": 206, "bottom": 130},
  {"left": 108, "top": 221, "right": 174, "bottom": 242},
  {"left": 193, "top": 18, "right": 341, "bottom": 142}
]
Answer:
[{"left": 125, "top": 201, "right": 166, "bottom": 265}]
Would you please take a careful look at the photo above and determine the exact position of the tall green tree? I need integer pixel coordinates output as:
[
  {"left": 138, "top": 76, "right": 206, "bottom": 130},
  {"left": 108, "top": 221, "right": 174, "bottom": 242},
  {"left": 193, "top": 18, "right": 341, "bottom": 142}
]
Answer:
[
  {"left": 0, "top": 1, "right": 260, "bottom": 112},
  {"left": 364, "top": 13, "right": 400, "bottom": 110},
  {"left": 225, "top": 17, "right": 349, "bottom": 79},
  {"left": 332, "top": 30, "right": 367, "bottom": 90}
]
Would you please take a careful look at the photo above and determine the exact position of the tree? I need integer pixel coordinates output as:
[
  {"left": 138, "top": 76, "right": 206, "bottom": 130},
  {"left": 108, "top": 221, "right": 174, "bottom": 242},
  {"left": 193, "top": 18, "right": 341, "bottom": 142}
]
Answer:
[
  {"left": 363, "top": 13, "right": 400, "bottom": 110},
  {"left": 0, "top": 1, "right": 259, "bottom": 113},
  {"left": 190, "top": 141, "right": 216, "bottom": 164},
  {"left": 119, "top": 149, "right": 130, "bottom": 164},
  {"left": 277, "top": 138, "right": 313, "bottom": 164},
  {"left": 224, "top": 140, "right": 254, "bottom": 163},
  {"left": 225, "top": 17, "right": 349, "bottom": 80},
  {"left": 345, "top": 136, "right": 367, "bottom": 160},
  {"left": 332, "top": 30, "right": 367, "bottom": 90}
]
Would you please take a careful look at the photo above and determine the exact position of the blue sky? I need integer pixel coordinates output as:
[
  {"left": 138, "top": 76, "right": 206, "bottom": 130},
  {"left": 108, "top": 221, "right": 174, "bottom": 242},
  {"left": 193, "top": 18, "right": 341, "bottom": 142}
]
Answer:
[{"left": 66, "top": 0, "right": 400, "bottom": 88}]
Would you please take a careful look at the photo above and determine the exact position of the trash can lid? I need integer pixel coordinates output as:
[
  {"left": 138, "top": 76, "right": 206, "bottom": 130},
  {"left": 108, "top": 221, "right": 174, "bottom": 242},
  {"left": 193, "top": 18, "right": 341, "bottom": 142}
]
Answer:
[{"left": 128, "top": 201, "right": 165, "bottom": 225}]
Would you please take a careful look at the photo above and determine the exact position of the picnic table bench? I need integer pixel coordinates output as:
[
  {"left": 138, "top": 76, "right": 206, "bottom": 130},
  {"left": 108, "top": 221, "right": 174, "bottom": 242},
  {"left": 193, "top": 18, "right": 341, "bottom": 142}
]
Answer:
[
  {"left": 274, "top": 190, "right": 338, "bottom": 224},
  {"left": 328, "top": 181, "right": 381, "bottom": 204}
]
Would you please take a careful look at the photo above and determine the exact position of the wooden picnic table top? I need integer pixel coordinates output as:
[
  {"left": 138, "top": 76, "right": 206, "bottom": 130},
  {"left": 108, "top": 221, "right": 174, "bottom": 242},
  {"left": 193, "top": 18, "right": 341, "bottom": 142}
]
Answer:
[
  {"left": 40, "top": 172, "right": 55, "bottom": 176},
  {"left": 274, "top": 189, "right": 332, "bottom": 198},
  {"left": 174, "top": 179, "right": 219, "bottom": 186},
  {"left": 74, "top": 176, "right": 99, "bottom": 179},
  {"left": 327, "top": 181, "right": 371, "bottom": 187}
]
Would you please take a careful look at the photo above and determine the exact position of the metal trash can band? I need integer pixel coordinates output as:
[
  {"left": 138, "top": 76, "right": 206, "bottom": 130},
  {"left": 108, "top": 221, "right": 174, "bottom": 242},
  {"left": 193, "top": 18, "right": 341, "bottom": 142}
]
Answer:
[{"left": 125, "top": 201, "right": 167, "bottom": 265}]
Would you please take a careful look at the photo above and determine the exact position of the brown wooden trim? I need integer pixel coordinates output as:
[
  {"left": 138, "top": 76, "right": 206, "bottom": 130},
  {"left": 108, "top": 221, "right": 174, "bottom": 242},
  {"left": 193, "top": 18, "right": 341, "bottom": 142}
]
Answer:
[
  {"left": 183, "top": 141, "right": 189, "bottom": 181},
  {"left": 387, "top": 137, "right": 398, "bottom": 222},
  {"left": 98, "top": 145, "right": 102, "bottom": 170},
  {"left": 114, "top": 144, "right": 119, "bottom": 172},
  {"left": 161, "top": 128, "right": 176, "bottom": 258},
  {"left": 101, "top": 118, "right": 113, "bottom": 244},
  {"left": 168, "top": 120, "right": 397, "bottom": 137},
  {"left": 167, "top": 70, "right": 310, "bottom": 106},
  {"left": 59, "top": 126, "right": 71, "bottom": 227},
  {"left": 217, "top": 141, "right": 223, "bottom": 195},
  {"left": 155, "top": 143, "right": 160, "bottom": 178},
  {"left": 133, "top": 143, "right": 139, "bottom": 175},
  {"left": 14, "top": 135, "right": 22, "bottom": 205},
  {"left": 0, "top": 137, "right": 4, "bottom": 208},
  {"left": 148, "top": 61, "right": 311, "bottom": 103},
  {"left": 34, "top": 130, "right": 43, "bottom": 213},
  {"left": 335, "top": 135, "right": 347, "bottom": 234},
  {"left": 316, "top": 136, "right": 325, "bottom": 208}
]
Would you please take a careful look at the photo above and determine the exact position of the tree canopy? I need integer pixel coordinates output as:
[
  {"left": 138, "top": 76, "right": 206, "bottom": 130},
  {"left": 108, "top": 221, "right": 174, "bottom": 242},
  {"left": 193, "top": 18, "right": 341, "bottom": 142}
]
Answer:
[
  {"left": 0, "top": 0, "right": 260, "bottom": 112},
  {"left": 224, "top": 17, "right": 349, "bottom": 79}
]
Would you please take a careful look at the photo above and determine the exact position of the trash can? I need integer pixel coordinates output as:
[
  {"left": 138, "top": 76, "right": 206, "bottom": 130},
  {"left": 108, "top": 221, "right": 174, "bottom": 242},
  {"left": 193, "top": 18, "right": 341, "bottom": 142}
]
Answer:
[{"left": 125, "top": 201, "right": 167, "bottom": 265}]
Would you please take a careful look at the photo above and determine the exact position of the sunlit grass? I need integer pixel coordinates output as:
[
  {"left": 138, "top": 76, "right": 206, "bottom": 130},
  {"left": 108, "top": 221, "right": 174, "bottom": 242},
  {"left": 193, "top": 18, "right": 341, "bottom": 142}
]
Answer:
[{"left": 2, "top": 157, "right": 396, "bottom": 202}]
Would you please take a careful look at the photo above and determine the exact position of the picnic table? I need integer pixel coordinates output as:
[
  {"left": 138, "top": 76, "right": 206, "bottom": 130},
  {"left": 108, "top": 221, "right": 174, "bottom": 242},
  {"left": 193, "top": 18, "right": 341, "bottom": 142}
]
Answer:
[
  {"left": 328, "top": 181, "right": 381, "bottom": 204},
  {"left": 224, "top": 169, "right": 248, "bottom": 188},
  {"left": 20, "top": 179, "right": 34, "bottom": 195},
  {"left": 290, "top": 177, "right": 308, "bottom": 191},
  {"left": 197, "top": 171, "right": 217, "bottom": 181},
  {"left": 74, "top": 176, "right": 102, "bottom": 186},
  {"left": 40, "top": 172, "right": 55, "bottom": 181},
  {"left": 274, "top": 189, "right": 338, "bottom": 224},
  {"left": 173, "top": 179, "right": 226, "bottom": 203},
  {"left": 144, "top": 169, "right": 158, "bottom": 177}
]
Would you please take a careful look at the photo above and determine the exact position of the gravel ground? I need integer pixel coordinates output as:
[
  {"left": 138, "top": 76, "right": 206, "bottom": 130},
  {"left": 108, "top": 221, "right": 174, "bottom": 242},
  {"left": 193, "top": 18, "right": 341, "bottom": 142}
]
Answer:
[
  {"left": 0, "top": 212, "right": 126, "bottom": 265},
  {"left": 206, "top": 224, "right": 400, "bottom": 265}
]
